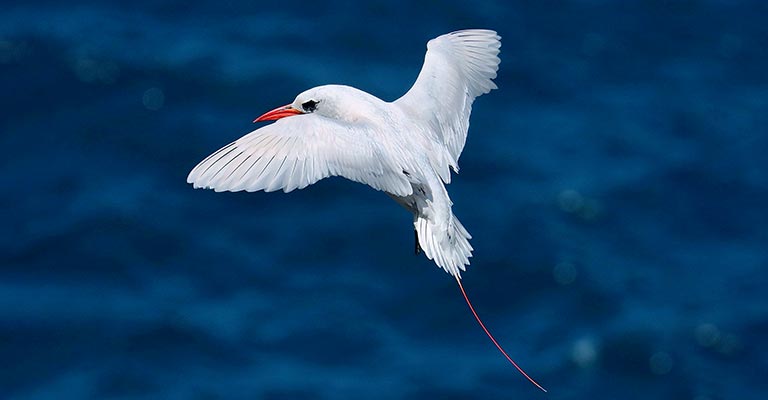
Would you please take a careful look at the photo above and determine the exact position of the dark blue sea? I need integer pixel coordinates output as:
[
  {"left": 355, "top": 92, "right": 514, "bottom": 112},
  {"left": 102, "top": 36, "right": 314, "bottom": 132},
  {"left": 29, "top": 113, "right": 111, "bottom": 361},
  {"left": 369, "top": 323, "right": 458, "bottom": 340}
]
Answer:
[{"left": 2, "top": 1, "right": 766, "bottom": 399}]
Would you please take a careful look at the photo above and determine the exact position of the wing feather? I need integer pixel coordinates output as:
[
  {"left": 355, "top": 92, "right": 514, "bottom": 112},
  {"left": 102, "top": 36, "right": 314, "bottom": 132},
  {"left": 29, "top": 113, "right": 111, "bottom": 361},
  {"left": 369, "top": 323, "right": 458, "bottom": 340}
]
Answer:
[
  {"left": 395, "top": 29, "right": 500, "bottom": 176},
  {"left": 187, "top": 115, "right": 413, "bottom": 196}
]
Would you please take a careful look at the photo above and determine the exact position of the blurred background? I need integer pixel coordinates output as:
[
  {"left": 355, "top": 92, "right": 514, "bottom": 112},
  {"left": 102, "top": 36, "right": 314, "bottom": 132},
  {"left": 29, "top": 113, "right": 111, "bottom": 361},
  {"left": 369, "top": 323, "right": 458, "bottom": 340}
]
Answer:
[{"left": 1, "top": 1, "right": 766, "bottom": 399}]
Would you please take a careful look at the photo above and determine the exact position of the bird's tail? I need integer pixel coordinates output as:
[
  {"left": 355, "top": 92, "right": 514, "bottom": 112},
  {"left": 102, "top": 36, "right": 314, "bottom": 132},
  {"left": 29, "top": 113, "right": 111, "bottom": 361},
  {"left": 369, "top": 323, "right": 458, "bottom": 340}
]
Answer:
[{"left": 415, "top": 212, "right": 473, "bottom": 278}]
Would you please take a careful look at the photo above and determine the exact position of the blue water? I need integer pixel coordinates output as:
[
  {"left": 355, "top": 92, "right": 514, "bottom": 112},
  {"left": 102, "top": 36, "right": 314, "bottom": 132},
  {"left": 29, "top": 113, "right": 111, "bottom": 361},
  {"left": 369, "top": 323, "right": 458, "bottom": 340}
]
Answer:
[{"left": 2, "top": 1, "right": 766, "bottom": 399}]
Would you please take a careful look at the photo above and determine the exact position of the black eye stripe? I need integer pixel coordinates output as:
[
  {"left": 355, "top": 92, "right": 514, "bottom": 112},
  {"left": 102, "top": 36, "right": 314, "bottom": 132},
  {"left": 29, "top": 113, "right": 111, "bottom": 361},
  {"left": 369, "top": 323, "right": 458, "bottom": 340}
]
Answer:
[{"left": 301, "top": 100, "right": 318, "bottom": 112}]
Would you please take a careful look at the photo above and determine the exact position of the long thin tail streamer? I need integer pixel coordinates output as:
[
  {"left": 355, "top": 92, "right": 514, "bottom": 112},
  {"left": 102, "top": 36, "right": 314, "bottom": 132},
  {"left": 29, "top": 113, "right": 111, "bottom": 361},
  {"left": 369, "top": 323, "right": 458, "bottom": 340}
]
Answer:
[{"left": 455, "top": 276, "right": 548, "bottom": 393}]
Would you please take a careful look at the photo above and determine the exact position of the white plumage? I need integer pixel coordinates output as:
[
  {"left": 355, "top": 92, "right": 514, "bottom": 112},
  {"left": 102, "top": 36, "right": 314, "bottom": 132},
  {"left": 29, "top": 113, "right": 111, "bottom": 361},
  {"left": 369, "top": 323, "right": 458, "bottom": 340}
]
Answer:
[{"left": 187, "top": 29, "right": 501, "bottom": 278}]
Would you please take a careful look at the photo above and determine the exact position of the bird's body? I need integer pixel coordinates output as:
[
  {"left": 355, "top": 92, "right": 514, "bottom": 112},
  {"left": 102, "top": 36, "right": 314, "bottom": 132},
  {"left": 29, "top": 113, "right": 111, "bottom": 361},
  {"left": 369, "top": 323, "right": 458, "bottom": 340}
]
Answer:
[{"left": 187, "top": 29, "right": 546, "bottom": 392}]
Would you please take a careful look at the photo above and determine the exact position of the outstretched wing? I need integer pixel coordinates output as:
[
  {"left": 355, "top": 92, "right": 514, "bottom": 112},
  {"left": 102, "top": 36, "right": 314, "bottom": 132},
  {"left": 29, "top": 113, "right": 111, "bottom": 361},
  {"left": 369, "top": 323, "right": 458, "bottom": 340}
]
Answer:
[
  {"left": 395, "top": 29, "right": 500, "bottom": 174},
  {"left": 187, "top": 115, "right": 413, "bottom": 196}
]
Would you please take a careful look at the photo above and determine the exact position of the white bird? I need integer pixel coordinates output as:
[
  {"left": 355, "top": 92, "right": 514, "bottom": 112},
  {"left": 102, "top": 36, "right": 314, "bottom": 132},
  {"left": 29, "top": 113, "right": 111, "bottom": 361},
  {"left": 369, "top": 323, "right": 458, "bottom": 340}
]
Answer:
[{"left": 187, "top": 29, "right": 546, "bottom": 392}]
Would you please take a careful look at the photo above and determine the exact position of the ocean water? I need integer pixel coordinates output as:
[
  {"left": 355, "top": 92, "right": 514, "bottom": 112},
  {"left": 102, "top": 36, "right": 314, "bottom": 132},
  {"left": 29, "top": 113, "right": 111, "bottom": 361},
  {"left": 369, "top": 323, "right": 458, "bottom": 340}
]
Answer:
[{"left": 1, "top": 1, "right": 766, "bottom": 399}]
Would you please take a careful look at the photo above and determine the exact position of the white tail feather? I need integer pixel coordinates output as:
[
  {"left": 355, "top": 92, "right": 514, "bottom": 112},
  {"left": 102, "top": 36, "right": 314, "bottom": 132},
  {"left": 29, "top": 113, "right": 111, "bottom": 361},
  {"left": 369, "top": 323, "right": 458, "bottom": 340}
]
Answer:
[{"left": 415, "top": 213, "right": 473, "bottom": 278}]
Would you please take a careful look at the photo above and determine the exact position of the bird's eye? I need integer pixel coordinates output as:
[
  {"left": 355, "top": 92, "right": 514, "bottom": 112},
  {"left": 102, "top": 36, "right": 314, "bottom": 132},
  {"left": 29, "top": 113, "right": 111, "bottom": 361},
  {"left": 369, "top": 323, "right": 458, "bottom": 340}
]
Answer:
[{"left": 301, "top": 100, "right": 318, "bottom": 113}]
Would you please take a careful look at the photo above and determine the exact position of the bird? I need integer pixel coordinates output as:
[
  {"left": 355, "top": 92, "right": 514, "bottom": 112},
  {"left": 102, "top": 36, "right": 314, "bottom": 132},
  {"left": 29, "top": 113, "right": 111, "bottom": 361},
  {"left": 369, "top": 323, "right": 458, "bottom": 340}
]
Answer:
[{"left": 187, "top": 29, "right": 546, "bottom": 392}]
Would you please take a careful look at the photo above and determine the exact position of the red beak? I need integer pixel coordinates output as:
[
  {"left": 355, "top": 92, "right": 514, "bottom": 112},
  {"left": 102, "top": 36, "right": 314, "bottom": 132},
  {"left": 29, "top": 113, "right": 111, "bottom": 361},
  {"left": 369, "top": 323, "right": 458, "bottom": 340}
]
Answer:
[{"left": 254, "top": 104, "right": 303, "bottom": 122}]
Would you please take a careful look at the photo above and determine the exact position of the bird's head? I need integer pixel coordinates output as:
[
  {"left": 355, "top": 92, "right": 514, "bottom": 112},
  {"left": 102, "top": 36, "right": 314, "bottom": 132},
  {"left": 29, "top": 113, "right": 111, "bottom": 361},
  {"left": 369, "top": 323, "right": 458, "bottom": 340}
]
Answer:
[{"left": 254, "top": 85, "right": 377, "bottom": 124}]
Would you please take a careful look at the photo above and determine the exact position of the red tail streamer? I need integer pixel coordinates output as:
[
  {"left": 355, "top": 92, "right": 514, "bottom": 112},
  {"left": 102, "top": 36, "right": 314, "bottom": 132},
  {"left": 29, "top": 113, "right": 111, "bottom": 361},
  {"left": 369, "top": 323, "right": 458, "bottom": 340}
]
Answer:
[{"left": 455, "top": 276, "right": 548, "bottom": 393}]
